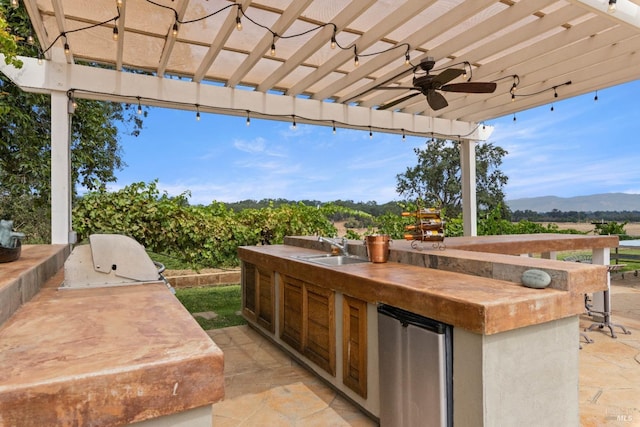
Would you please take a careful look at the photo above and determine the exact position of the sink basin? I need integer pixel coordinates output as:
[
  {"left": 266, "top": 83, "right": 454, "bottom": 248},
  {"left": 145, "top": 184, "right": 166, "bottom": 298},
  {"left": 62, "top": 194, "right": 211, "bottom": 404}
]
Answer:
[{"left": 293, "top": 254, "right": 370, "bottom": 266}]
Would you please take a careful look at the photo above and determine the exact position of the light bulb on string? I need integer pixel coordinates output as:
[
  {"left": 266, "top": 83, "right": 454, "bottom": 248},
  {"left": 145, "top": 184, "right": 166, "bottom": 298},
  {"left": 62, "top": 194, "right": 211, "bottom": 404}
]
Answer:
[
  {"left": 405, "top": 52, "right": 410, "bottom": 66},
  {"left": 246, "top": 111, "right": 251, "bottom": 126},
  {"left": 64, "top": 42, "right": 70, "bottom": 55},
  {"left": 195, "top": 104, "right": 200, "bottom": 121},
  {"left": 27, "top": 35, "right": 34, "bottom": 45},
  {"left": 608, "top": 0, "right": 617, "bottom": 13},
  {"left": 330, "top": 34, "right": 336, "bottom": 49},
  {"left": 236, "top": 8, "right": 242, "bottom": 31},
  {"left": 550, "top": 104, "right": 554, "bottom": 112},
  {"left": 172, "top": 22, "right": 179, "bottom": 38},
  {"left": 270, "top": 40, "right": 276, "bottom": 57},
  {"left": 332, "top": 121, "right": 336, "bottom": 135},
  {"left": 116, "top": 0, "right": 123, "bottom": 7},
  {"left": 402, "top": 129, "right": 406, "bottom": 141},
  {"left": 513, "top": 113, "right": 517, "bottom": 122},
  {"left": 10, "top": 0, "right": 18, "bottom": 9},
  {"left": 112, "top": 26, "right": 119, "bottom": 41},
  {"left": 369, "top": 126, "right": 373, "bottom": 139},
  {"left": 292, "top": 115, "right": 296, "bottom": 130},
  {"left": 594, "top": 90, "right": 599, "bottom": 102},
  {"left": 137, "top": 97, "right": 142, "bottom": 115}
]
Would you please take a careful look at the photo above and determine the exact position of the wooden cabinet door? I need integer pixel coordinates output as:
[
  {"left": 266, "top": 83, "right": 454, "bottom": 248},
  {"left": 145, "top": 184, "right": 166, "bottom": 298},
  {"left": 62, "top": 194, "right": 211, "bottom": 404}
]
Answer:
[
  {"left": 256, "top": 267, "right": 275, "bottom": 333},
  {"left": 242, "top": 262, "right": 257, "bottom": 322},
  {"left": 304, "top": 283, "right": 335, "bottom": 376},
  {"left": 343, "top": 295, "right": 367, "bottom": 398},
  {"left": 280, "top": 276, "right": 304, "bottom": 351}
]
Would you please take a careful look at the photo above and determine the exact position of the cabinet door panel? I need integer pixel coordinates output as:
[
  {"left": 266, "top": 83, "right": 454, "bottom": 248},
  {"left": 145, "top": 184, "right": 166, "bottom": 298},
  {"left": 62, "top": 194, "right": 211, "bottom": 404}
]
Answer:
[
  {"left": 304, "top": 284, "right": 335, "bottom": 375},
  {"left": 343, "top": 295, "right": 367, "bottom": 398},
  {"left": 242, "top": 263, "right": 257, "bottom": 321},
  {"left": 256, "top": 267, "right": 274, "bottom": 332},
  {"left": 280, "top": 277, "right": 303, "bottom": 351}
]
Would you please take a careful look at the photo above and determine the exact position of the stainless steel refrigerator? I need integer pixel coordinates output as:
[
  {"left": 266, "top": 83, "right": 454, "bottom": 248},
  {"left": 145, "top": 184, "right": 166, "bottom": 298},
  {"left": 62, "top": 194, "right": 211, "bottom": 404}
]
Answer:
[{"left": 377, "top": 304, "right": 453, "bottom": 427}]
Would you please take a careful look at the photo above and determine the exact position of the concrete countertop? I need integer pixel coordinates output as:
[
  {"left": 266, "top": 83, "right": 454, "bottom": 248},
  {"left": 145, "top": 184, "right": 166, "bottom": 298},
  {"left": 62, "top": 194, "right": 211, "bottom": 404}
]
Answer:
[
  {"left": 0, "top": 254, "right": 224, "bottom": 426},
  {"left": 239, "top": 242, "right": 608, "bottom": 335}
]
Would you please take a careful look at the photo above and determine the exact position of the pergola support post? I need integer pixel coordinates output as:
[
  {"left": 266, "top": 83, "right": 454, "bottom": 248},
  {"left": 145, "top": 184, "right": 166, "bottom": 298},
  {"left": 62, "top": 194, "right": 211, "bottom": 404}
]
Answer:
[
  {"left": 50, "top": 90, "right": 73, "bottom": 244},
  {"left": 460, "top": 139, "right": 477, "bottom": 237}
]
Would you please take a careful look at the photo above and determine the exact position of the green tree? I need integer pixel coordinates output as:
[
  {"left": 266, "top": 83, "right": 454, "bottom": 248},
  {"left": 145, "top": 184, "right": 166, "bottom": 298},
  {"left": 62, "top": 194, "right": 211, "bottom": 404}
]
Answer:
[
  {"left": 396, "top": 139, "right": 509, "bottom": 219},
  {"left": 0, "top": 4, "right": 144, "bottom": 243}
]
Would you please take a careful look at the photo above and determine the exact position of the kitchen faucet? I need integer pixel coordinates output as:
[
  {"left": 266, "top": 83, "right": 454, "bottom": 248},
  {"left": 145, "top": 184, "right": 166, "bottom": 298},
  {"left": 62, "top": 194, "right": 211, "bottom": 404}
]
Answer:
[{"left": 318, "top": 236, "right": 349, "bottom": 256}]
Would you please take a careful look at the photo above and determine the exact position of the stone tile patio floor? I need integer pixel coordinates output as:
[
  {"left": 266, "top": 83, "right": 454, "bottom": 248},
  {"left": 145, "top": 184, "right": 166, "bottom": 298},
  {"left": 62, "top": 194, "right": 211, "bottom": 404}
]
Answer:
[{"left": 206, "top": 278, "right": 640, "bottom": 427}]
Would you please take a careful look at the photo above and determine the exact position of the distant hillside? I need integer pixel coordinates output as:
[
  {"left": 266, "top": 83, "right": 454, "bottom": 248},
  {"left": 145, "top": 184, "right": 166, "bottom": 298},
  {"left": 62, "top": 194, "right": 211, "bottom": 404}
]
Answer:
[{"left": 506, "top": 193, "right": 640, "bottom": 213}]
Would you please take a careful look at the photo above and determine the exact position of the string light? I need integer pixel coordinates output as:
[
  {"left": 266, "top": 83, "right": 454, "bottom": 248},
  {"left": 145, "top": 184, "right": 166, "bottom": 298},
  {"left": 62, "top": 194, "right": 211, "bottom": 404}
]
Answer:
[
  {"left": 112, "top": 26, "right": 119, "bottom": 41},
  {"left": 246, "top": 110, "right": 251, "bottom": 126},
  {"left": 10, "top": 0, "right": 18, "bottom": 9},
  {"left": 35, "top": 0, "right": 416, "bottom": 71},
  {"left": 402, "top": 128, "right": 406, "bottom": 141},
  {"left": 594, "top": 90, "right": 598, "bottom": 102},
  {"left": 68, "top": 88, "right": 490, "bottom": 143},
  {"left": 270, "top": 36, "right": 276, "bottom": 56},
  {"left": 195, "top": 104, "right": 200, "bottom": 121},
  {"left": 27, "top": 35, "right": 34, "bottom": 45},
  {"left": 608, "top": 0, "right": 617, "bottom": 13},
  {"left": 236, "top": 7, "right": 243, "bottom": 31},
  {"left": 64, "top": 41, "right": 70, "bottom": 55},
  {"left": 405, "top": 50, "right": 410, "bottom": 66},
  {"left": 513, "top": 113, "right": 517, "bottom": 122},
  {"left": 354, "top": 46, "right": 359, "bottom": 67}
]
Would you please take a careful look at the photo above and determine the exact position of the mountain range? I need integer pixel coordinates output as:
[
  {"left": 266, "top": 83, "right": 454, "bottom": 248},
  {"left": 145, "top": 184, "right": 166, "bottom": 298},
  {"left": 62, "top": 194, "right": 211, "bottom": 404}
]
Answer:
[{"left": 506, "top": 193, "right": 640, "bottom": 212}]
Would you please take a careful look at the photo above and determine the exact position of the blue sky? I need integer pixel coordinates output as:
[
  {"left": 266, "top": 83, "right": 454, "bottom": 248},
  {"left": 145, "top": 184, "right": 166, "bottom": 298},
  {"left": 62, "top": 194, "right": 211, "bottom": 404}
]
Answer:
[{"left": 112, "top": 80, "right": 640, "bottom": 205}]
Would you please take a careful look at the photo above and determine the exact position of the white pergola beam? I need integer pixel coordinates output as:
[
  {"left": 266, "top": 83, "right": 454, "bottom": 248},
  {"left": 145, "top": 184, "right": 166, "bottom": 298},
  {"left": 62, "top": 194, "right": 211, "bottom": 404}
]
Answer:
[{"left": 1, "top": 56, "right": 490, "bottom": 141}]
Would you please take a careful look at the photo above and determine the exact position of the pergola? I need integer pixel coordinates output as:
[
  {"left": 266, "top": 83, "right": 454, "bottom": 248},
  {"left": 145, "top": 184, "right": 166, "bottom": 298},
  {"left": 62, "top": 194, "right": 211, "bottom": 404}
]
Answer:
[{"left": 3, "top": 0, "right": 640, "bottom": 243}]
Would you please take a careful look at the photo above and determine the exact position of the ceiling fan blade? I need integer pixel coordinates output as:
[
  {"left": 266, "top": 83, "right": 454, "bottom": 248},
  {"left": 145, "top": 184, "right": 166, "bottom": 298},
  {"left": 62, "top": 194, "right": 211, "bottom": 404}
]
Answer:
[
  {"left": 378, "top": 92, "right": 421, "bottom": 110},
  {"left": 440, "top": 82, "right": 497, "bottom": 93},
  {"left": 427, "top": 90, "right": 448, "bottom": 111},
  {"left": 433, "top": 68, "right": 465, "bottom": 86}
]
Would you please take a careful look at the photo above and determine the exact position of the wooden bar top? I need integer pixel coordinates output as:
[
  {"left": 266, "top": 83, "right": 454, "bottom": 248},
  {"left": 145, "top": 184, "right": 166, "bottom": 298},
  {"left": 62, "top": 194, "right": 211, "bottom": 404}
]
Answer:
[
  {"left": 440, "top": 233, "right": 618, "bottom": 254},
  {"left": 239, "top": 242, "right": 609, "bottom": 335},
  {"left": 0, "top": 264, "right": 224, "bottom": 426}
]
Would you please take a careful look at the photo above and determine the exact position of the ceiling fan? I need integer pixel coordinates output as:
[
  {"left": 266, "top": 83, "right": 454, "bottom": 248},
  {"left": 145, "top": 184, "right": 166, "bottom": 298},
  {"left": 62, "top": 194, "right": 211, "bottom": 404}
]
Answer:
[{"left": 376, "top": 57, "right": 497, "bottom": 111}]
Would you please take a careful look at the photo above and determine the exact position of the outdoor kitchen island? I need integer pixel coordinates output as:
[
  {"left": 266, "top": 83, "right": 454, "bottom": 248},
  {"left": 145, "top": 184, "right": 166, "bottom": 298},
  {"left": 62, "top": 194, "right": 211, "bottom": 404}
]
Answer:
[{"left": 238, "top": 234, "right": 618, "bottom": 427}]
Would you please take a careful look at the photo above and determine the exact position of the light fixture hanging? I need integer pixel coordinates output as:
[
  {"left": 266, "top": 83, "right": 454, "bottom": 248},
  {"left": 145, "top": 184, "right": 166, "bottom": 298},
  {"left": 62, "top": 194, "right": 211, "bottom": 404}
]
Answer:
[
  {"left": 112, "top": 26, "right": 119, "bottom": 41},
  {"left": 330, "top": 32, "right": 336, "bottom": 49},
  {"left": 246, "top": 111, "right": 251, "bottom": 126},
  {"left": 404, "top": 49, "right": 410, "bottom": 66},
  {"left": 369, "top": 126, "right": 373, "bottom": 139},
  {"left": 10, "top": 0, "right": 18, "bottom": 9},
  {"left": 594, "top": 90, "right": 599, "bottom": 102},
  {"left": 172, "top": 22, "right": 179, "bottom": 38},
  {"left": 137, "top": 97, "right": 142, "bottom": 115},
  {"left": 608, "top": 0, "right": 617, "bottom": 13},
  {"left": 116, "top": 0, "right": 124, "bottom": 7},
  {"left": 236, "top": 7, "right": 243, "bottom": 31},
  {"left": 27, "top": 35, "right": 34, "bottom": 45},
  {"left": 195, "top": 104, "right": 200, "bottom": 121},
  {"left": 354, "top": 46, "right": 359, "bottom": 67},
  {"left": 292, "top": 115, "right": 296, "bottom": 130},
  {"left": 402, "top": 128, "right": 406, "bottom": 141},
  {"left": 332, "top": 121, "right": 336, "bottom": 134},
  {"left": 64, "top": 41, "right": 70, "bottom": 55},
  {"left": 270, "top": 35, "right": 276, "bottom": 56},
  {"left": 513, "top": 113, "right": 517, "bottom": 122}
]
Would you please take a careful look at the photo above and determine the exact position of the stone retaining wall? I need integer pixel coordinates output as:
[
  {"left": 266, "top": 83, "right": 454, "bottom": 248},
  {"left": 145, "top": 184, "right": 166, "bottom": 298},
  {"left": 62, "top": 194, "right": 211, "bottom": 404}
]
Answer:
[{"left": 164, "top": 269, "right": 241, "bottom": 288}]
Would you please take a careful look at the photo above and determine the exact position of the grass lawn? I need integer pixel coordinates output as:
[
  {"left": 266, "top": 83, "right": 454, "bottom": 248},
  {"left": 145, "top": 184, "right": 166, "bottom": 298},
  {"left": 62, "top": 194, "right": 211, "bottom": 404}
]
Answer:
[{"left": 175, "top": 285, "right": 246, "bottom": 330}]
